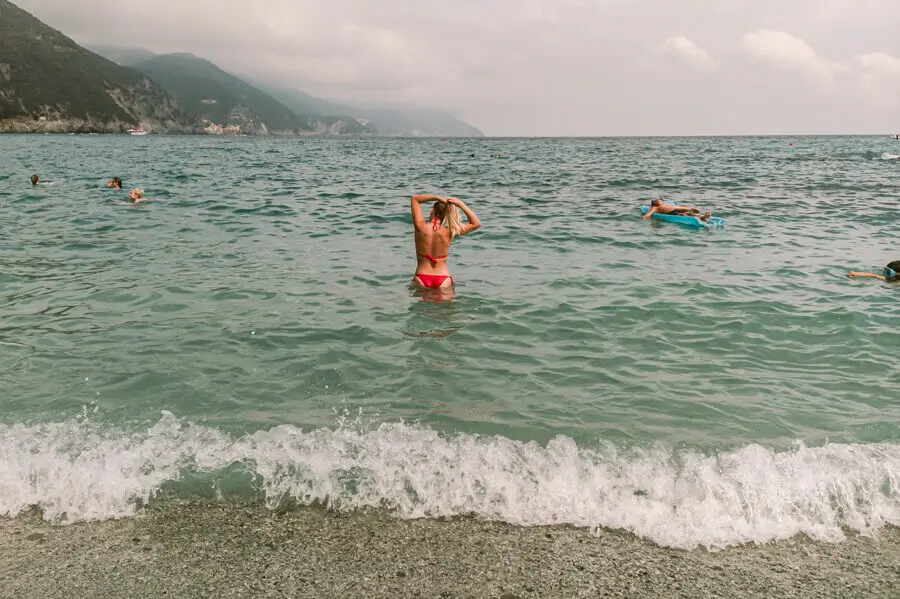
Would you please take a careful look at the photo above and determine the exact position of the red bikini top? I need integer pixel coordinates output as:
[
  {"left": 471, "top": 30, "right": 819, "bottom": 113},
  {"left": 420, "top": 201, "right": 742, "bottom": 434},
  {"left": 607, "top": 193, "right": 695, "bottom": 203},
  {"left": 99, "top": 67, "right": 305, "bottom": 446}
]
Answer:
[{"left": 418, "top": 253, "right": 447, "bottom": 265}]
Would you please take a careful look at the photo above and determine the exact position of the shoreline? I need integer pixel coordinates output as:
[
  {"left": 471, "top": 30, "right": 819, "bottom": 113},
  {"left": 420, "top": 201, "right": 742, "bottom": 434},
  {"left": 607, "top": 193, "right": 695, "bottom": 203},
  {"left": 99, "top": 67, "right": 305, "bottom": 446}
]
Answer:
[
  {"left": 2, "top": 502, "right": 898, "bottom": 599},
  {"left": 0, "top": 131, "right": 892, "bottom": 138}
]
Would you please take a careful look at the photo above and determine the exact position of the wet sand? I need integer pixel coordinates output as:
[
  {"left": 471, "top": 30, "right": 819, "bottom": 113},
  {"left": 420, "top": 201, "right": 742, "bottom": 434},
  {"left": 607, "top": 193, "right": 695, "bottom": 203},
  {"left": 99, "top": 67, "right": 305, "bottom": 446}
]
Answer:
[{"left": 2, "top": 502, "right": 898, "bottom": 599}]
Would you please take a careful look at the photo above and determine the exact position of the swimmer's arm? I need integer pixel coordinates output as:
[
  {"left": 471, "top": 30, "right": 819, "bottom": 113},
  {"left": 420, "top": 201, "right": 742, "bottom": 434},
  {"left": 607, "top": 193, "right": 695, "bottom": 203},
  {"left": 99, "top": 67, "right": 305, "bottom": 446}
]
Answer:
[
  {"left": 448, "top": 198, "right": 481, "bottom": 235},
  {"left": 847, "top": 271, "right": 886, "bottom": 281},
  {"left": 411, "top": 194, "right": 444, "bottom": 204},
  {"left": 411, "top": 195, "right": 441, "bottom": 230},
  {"left": 642, "top": 206, "right": 656, "bottom": 219}
]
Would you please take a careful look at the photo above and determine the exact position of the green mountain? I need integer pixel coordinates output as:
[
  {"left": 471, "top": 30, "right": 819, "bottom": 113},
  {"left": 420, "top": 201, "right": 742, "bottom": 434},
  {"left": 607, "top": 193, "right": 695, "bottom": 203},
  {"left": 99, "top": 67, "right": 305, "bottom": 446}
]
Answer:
[
  {"left": 247, "top": 83, "right": 379, "bottom": 136},
  {"left": 360, "top": 106, "right": 484, "bottom": 137},
  {"left": 90, "top": 47, "right": 376, "bottom": 135},
  {"left": 88, "top": 44, "right": 156, "bottom": 67},
  {"left": 131, "top": 53, "right": 306, "bottom": 135},
  {"left": 90, "top": 44, "right": 481, "bottom": 137},
  {"left": 251, "top": 84, "right": 355, "bottom": 118},
  {"left": 0, "top": 0, "right": 193, "bottom": 133},
  {"left": 255, "top": 82, "right": 484, "bottom": 137},
  {"left": 0, "top": 3, "right": 479, "bottom": 138}
]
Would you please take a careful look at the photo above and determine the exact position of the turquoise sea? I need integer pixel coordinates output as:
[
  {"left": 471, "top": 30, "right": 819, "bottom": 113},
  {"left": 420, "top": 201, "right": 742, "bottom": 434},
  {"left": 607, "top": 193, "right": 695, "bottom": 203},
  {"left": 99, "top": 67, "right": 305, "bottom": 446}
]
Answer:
[{"left": 1, "top": 135, "right": 898, "bottom": 549}]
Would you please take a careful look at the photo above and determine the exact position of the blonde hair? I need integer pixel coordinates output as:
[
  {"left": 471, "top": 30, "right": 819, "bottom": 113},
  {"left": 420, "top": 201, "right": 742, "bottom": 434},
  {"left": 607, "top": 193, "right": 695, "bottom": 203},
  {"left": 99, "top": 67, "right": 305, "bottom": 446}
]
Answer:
[
  {"left": 435, "top": 201, "right": 463, "bottom": 238},
  {"left": 131, "top": 188, "right": 144, "bottom": 198}
]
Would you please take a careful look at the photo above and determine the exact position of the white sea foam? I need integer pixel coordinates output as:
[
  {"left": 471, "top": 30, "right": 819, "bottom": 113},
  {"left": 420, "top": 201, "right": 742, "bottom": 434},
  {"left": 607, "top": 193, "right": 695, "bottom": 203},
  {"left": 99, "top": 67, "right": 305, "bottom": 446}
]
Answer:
[
  {"left": 1, "top": 412, "right": 898, "bottom": 549},
  {"left": 881, "top": 152, "right": 900, "bottom": 160}
]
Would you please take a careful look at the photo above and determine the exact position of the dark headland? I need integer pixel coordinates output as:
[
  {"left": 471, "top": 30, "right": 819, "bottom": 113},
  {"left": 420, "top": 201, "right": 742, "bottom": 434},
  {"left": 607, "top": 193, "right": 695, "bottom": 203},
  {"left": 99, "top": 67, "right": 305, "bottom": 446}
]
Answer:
[{"left": 0, "top": 0, "right": 483, "bottom": 136}]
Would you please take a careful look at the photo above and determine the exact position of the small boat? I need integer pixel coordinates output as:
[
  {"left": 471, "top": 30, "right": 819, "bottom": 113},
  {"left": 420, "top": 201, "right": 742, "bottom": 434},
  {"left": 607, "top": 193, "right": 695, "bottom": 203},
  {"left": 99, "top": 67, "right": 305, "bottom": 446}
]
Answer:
[{"left": 126, "top": 128, "right": 149, "bottom": 136}]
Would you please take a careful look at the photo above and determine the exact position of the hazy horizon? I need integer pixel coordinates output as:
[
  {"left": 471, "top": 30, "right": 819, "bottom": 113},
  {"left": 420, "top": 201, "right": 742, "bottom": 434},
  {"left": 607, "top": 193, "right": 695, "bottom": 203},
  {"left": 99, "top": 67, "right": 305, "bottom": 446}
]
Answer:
[{"left": 9, "top": 0, "right": 900, "bottom": 137}]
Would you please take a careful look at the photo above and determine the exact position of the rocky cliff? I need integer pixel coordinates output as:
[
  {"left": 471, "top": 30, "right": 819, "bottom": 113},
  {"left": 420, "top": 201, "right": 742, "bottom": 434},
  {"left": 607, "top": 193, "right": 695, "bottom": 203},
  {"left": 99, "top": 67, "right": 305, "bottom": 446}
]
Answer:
[
  {"left": 131, "top": 53, "right": 378, "bottom": 136},
  {"left": 0, "top": 0, "right": 195, "bottom": 133}
]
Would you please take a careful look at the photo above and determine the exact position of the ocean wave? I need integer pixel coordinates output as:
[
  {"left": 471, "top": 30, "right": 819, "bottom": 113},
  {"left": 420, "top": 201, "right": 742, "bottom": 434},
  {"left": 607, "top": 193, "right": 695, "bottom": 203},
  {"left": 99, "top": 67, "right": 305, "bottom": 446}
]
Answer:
[{"left": 1, "top": 413, "right": 898, "bottom": 550}]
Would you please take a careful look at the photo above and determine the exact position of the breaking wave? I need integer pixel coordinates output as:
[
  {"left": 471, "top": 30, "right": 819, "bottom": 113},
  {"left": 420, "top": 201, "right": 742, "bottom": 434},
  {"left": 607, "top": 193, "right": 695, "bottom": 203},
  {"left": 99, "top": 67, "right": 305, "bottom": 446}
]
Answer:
[{"left": 1, "top": 412, "right": 898, "bottom": 550}]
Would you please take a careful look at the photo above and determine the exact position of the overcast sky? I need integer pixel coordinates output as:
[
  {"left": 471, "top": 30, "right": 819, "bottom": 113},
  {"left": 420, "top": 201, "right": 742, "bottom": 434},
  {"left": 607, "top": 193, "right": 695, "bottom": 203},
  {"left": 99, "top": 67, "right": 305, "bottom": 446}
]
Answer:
[{"left": 12, "top": 0, "right": 900, "bottom": 136}]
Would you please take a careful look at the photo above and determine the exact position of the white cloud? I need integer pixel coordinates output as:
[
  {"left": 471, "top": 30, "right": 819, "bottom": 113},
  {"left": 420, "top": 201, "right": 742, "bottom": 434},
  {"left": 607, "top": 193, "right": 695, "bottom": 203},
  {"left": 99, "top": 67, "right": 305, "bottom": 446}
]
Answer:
[
  {"left": 740, "top": 30, "right": 900, "bottom": 108},
  {"left": 856, "top": 52, "right": 900, "bottom": 78},
  {"left": 854, "top": 52, "right": 900, "bottom": 105},
  {"left": 664, "top": 36, "right": 715, "bottom": 71},
  {"left": 741, "top": 29, "right": 842, "bottom": 83}
]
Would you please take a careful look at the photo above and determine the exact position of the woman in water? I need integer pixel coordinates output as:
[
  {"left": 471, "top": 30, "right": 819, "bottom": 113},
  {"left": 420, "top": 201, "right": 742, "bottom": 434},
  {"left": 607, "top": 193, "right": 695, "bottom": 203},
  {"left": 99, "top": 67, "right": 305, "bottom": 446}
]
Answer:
[
  {"left": 107, "top": 177, "right": 123, "bottom": 189},
  {"left": 848, "top": 261, "right": 900, "bottom": 282},
  {"left": 30, "top": 175, "right": 39, "bottom": 186},
  {"left": 411, "top": 194, "right": 481, "bottom": 289}
]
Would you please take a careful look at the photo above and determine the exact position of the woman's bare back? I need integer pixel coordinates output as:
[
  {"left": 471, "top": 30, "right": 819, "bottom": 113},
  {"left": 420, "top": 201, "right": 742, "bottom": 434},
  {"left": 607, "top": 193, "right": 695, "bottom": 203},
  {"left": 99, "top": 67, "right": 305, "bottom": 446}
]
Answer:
[{"left": 414, "top": 226, "right": 453, "bottom": 275}]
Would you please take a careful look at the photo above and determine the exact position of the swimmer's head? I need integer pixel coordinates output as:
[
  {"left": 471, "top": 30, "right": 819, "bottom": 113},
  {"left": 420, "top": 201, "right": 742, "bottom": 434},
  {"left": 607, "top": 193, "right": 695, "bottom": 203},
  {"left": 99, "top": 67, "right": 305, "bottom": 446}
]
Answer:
[
  {"left": 651, "top": 198, "right": 663, "bottom": 207},
  {"left": 429, "top": 200, "right": 463, "bottom": 237},
  {"left": 884, "top": 261, "right": 900, "bottom": 282},
  {"left": 31, "top": 175, "right": 39, "bottom": 186},
  {"left": 129, "top": 188, "right": 144, "bottom": 201},
  {"left": 108, "top": 177, "right": 122, "bottom": 189},
  {"left": 429, "top": 201, "right": 444, "bottom": 221}
]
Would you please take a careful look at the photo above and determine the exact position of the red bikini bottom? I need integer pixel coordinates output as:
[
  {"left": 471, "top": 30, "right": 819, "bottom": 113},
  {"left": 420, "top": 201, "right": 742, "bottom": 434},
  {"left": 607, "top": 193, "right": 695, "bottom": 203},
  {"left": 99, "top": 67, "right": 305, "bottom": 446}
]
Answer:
[{"left": 414, "top": 274, "right": 454, "bottom": 288}]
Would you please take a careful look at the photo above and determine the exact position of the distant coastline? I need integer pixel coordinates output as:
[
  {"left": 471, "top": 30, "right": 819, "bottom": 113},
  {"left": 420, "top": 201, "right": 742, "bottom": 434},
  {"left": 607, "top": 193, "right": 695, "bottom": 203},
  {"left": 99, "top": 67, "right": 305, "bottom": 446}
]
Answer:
[{"left": 0, "top": 129, "right": 482, "bottom": 137}]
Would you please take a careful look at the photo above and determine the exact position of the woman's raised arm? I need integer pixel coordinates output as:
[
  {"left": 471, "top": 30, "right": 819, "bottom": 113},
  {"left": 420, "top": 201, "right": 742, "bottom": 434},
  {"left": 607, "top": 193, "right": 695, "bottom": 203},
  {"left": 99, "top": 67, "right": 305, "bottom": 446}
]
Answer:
[{"left": 447, "top": 197, "right": 481, "bottom": 235}]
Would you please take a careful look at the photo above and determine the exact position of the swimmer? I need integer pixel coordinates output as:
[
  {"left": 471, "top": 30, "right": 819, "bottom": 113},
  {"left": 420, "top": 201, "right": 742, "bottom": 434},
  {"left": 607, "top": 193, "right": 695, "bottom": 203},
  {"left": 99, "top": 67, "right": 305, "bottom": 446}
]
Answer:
[
  {"left": 128, "top": 188, "right": 147, "bottom": 204},
  {"left": 848, "top": 261, "right": 900, "bottom": 283},
  {"left": 643, "top": 198, "right": 712, "bottom": 222},
  {"left": 107, "top": 177, "right": 122, "bottom": 189},
  {"left": 411, "top": 194, "right": 481, "bottom": 290},
  {"left": 30, "top": 175, "right": 39, "bottom": 186}
]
